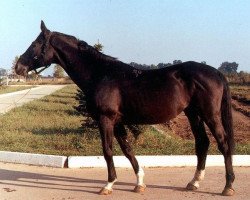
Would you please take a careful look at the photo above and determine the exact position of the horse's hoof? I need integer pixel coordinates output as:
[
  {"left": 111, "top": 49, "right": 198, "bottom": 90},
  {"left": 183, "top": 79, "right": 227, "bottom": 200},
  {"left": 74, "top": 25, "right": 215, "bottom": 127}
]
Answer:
[
  {"left": 134, "top": 184, "right": 146, "bottom": 193},
  {"left": 222, "top": 187, "right": 235, "bottom": 196},
  {"left": 186, "top": 183, "right": 198, "bottom": 191},
  {"left": 99, "top": 188, "right": 112, "bottom": 195}
]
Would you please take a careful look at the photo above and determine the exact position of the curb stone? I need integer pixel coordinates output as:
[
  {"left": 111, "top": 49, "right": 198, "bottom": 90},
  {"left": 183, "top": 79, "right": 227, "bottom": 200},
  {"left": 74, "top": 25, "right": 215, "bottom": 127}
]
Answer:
[
  {"left": 0, "top": 151, "right": 249, "bottom": 168},
  {"left": 0, "top": 151, "right": 67, "bottom": 168}
]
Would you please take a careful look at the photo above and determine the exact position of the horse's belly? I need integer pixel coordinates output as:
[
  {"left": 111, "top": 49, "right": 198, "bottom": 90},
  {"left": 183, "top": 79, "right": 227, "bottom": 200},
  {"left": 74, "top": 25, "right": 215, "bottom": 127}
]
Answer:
[
  {"left": 122, "top": 102, "right": 181, "bottom": 124},
  {"left": 121, "top": 79, "right": 189, "bottom": 124}
]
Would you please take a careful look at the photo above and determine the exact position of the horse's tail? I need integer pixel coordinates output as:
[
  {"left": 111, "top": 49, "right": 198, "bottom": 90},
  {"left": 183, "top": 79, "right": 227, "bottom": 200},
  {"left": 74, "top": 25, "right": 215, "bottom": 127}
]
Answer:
[{"left": 220, "top": 73, "right": 235, "bottom": 155}]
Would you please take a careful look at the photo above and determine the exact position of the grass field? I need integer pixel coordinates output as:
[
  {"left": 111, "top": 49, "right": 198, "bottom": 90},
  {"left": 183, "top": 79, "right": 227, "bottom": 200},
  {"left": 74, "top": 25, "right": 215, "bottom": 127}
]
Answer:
[
  {"left": 0, "top": 85, "right": 248, "bottom": 156},
  {"left": 0, "top": 86, "right": 35, "bottom": 95}
]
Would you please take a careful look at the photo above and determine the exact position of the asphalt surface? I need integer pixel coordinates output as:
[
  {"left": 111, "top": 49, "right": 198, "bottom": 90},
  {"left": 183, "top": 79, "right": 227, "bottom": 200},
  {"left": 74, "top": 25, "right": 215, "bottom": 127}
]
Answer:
[
  {"left": 0, "top": 85, "right": 66, "bottom": 114},
  {"left": 0, "top": 163, "right": 249, "bottom": 200}
]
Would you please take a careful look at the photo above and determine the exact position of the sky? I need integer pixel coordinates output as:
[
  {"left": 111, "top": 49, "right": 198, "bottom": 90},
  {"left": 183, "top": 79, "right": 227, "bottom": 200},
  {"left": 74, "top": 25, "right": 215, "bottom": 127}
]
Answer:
[{"left": 0, "top": 0, "right": 250, "bottom": 75}]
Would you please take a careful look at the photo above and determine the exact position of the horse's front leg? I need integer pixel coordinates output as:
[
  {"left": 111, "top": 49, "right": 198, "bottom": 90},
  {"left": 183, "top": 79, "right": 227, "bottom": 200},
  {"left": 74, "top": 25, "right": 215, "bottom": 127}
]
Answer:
[
  {"left": 114, "top": 123, "right": 146, "bottom": 193},
  {"left": 98, "top": 115, "right": 117, "bottom": 195}
]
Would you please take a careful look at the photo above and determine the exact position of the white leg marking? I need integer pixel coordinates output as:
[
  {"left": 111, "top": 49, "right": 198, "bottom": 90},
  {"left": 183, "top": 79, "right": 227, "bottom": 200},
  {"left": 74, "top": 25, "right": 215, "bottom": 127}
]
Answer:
[
  {"left": 189, "top": 169, "right": 205, "bottom": 188},
  {"left": 136, "top": 167, "right": 145, "bottom": 186},
  {"left": 104, "top": 178, "right": 117, "bottom": 190}
]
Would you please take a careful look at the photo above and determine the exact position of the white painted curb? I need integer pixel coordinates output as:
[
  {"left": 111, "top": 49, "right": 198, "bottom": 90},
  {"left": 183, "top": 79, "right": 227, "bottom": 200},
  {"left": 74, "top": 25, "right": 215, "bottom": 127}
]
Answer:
[
  {"left": 0, "top": 151, "right": 67, "bottom": 168},
  {"left": 0, "top": 152, "right": 249, "bottom": 168},
  {"left": 68, "top": 155, "right": 250, "bottom": 168}
]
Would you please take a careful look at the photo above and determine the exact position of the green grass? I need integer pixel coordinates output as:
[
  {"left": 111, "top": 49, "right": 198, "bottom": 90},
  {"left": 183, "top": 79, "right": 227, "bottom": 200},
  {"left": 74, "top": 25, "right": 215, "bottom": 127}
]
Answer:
[
  {"left": 0, "top": 86, "right": 35, "bottom": 94},
  {"left": 0, "top": 85, "right": 248, "bottom": 156}
]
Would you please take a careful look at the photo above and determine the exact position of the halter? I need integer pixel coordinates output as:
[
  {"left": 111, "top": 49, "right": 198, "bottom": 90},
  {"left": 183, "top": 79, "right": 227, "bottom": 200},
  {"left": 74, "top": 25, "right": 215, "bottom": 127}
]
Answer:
[
  {"left": 34, "top": 65, "right": 50, "bottom": 75},
  {"left": 34, "top": 31, "right": 53, "bottom": 75}
]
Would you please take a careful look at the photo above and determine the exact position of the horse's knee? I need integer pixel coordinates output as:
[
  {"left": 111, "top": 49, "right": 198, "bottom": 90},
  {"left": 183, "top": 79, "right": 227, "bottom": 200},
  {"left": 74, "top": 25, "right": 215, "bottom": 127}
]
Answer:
[{"left": 103, "top": 148, "right": 113, "bottom": 160}]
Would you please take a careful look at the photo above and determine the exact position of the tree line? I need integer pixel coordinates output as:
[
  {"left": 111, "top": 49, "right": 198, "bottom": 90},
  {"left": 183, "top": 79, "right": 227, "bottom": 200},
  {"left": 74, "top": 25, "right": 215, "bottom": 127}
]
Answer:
[{"left": 129, "top": 60, "right": 249, "bottom": 84}]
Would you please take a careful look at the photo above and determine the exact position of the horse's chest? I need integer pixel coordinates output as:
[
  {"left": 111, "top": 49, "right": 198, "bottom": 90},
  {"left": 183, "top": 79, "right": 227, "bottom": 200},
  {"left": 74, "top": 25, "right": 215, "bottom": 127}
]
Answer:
[{"left": 92, "top": 84, "right": 122, "bottom": 120}]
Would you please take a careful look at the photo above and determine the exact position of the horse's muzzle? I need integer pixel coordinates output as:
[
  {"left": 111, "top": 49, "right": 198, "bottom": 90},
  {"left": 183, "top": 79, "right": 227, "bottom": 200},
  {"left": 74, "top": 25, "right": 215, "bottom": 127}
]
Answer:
[{"left": 15, "top": 62, "right": 28, "bottom": 76}]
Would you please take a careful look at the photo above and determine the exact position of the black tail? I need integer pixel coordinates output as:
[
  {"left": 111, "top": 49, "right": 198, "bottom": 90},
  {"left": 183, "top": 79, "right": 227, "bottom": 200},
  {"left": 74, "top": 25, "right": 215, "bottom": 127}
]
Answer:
[{"left": 220, "top": 74, "right": 235, "bottom": 155}]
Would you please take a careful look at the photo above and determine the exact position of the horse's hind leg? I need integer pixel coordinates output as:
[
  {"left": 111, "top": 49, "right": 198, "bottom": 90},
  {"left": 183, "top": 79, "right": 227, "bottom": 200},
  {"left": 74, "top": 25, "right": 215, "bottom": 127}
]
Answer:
[
  {"left": 205, "top": 116, "right": 235, "bottom": 196},
  {"left": 114, "top": 123, "right": 146, "bottom": 193},
  {"left": 185, "top": 108, "right": 210, "bottom": 191}
]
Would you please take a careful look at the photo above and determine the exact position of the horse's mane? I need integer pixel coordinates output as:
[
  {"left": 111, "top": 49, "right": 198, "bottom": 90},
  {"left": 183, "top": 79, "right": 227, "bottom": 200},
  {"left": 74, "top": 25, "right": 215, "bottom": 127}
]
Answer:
[
  {"left": 78, "top": 40, "right": 118, "bottom": 63},
  {"left": 54, "top": 31, "right": 78, "bottom": 43}
]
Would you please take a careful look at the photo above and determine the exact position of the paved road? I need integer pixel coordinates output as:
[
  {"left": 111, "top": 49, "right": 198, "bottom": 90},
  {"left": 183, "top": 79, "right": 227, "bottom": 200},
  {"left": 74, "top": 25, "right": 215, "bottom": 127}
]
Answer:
[
  {"left": 0, "top": 163, "right": 249, "bottom": 200},
  {"left": 0, "top": 85, "right": 66, "bottom": 114}
]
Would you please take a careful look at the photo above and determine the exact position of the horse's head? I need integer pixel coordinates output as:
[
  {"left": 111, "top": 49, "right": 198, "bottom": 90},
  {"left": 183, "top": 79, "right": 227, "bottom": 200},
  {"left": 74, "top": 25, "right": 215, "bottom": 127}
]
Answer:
[{"left": 15, "top": 21, "right": 55, "bottom": 76}]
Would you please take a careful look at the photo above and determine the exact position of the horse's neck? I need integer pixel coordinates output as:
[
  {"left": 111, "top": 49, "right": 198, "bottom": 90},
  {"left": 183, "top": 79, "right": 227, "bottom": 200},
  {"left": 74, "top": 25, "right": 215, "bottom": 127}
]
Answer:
[
  {"left": 51, "top": 35, "right": 92, "bottom": 89},
  {"left": 63, "top": 63, "right": 94, "bottom": 92}
]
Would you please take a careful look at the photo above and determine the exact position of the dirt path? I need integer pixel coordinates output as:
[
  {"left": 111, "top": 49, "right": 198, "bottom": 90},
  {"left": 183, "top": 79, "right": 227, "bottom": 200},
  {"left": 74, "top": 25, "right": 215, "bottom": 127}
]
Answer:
[{"left": 0, "top": 162, "right": 249, "bottom": 200}]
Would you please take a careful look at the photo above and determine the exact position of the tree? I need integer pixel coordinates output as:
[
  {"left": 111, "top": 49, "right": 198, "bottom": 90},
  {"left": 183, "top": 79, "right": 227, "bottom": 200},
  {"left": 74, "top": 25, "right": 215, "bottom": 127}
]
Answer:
[
  {"left": 218, "top": 62, "right": 238, "bottom": 75},
  {"left": 238, "top": 71, "right": 250, "bottom": 84},
  {"left": 93, "top": 40, "right": 104, "bottom": 52},
  {"left": 0, "top": 68, "right": 7, "bottom": 85},
  {"left": 0, "top": 68, "right": 7, "bottom": 76},
  {"left": 150, "top": 64, "right": 157, "bottom": 69},
  {"left": 157, "top": 63, "right": 172, "bottom": 68},
  {"left": 11, "top": 56, "right": 19, "bottom": 77},
  {"left": 53, "top": 64, "right": 65, "bottom": 78},
  {"left": 129, "top": 62, "right": 151, "bottom": 70},
  {"left": 173, "top": 60, "right": 182, "bottom": 65},
  {"left": 201, "top": 61, "right": 206, "bottom": 65}
]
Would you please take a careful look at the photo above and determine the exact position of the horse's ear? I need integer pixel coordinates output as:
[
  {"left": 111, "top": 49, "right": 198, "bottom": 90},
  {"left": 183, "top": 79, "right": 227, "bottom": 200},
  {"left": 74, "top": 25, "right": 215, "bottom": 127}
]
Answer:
[
  {"left": 40, "top": 20, "right": 50, "bottom": 37},
  {"left": 41, "top": 20, "right": 47, "bottom": 32}
]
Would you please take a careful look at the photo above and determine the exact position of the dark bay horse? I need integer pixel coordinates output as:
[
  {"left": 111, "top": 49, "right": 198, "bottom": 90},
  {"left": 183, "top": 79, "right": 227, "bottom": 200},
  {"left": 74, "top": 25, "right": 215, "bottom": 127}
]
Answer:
[{"left": 15, "top": 21, "right": 235, "bottom": 196}]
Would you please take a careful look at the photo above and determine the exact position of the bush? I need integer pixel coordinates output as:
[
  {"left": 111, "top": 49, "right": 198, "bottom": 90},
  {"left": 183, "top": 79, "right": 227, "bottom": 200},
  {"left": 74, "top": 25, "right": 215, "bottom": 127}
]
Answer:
[{"left": 223, "top": 72, "right": 250, "bottom": 85}]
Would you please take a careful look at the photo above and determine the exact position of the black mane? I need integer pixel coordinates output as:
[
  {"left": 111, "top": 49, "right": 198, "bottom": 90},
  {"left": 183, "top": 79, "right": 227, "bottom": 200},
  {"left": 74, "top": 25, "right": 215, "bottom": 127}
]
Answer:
[{"left": 78, "top": 40, "right": 118, "bottom": 63}]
